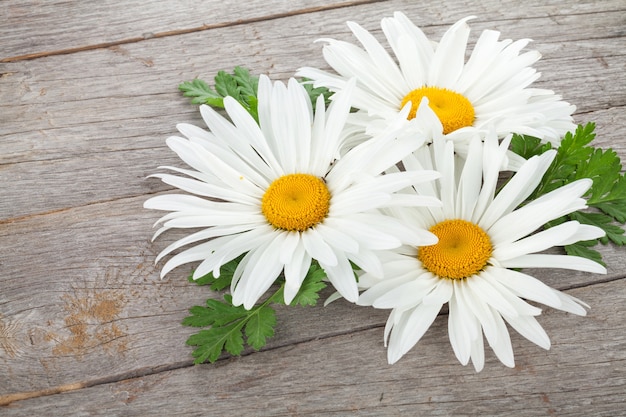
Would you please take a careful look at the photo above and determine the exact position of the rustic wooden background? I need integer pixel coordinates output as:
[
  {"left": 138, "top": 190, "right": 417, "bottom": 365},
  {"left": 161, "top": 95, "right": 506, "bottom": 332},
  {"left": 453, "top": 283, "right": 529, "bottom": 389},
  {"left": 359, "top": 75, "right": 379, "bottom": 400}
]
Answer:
[{"left": 1, "top": 0, "right": 625, "bottom": 415}]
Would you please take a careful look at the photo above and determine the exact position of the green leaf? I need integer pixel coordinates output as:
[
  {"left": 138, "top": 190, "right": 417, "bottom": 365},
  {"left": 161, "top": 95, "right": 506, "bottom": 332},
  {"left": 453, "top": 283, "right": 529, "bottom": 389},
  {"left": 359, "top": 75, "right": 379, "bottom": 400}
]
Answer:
[
  {"left": 233, "top": 66, "right": 259, "bottom": 99},
  {"left": 289, "top": 263, "right": 327, "bottom": 307},
  {"left": 180, "top": 68, "right": 333, "bottom": 124},
  {"left": 182, "top": 295, "right": 247, "bottom": 328},
  {"left": 179, "top": 67, "right": 259, "bottom": 122},
  {"left": 595, "top": 198, "right": 626, "bottom": 223},
  {"left": 182, "top": 259, "right": 329, "bottom": 363},
  {"left": 573, "top": 148, "right": 622, "bottom": 201},
  {"left": 570, "top": 211, "right": 626, "bottom": 246},
  {"left": 183, "top": 292, "right": 279, "bottom": 364},
  {"left": 512, "top": 123, "right": 626, "bottom": 265},
  {"left": 527, "top": 123, "right": 596, "bottom": 198},
  {"left": 186, "top": 323, "right": 244, "bottom": 364},
  {"left": 245, "top": 306, "right": 276, "bottom": 350},
  {"left": 178, "top": 79, "right": 223, "bottom": 107},
  {"left": 300, "top": 79, "right": 332, "bottom": 110},
  {"left": 245, "top": 95, "right": 259, "bottom": 123},
  {"left": 564, "top": 240, "right": 605, "bottom": 267},
  {"left": 189, "top": 254, "right": 244, "bottom": 291},
  {"left": 214, "top": 70, "right": 241, "bottom": 100},
  {"left": 510, "top": 134, "right": 552, "bottom": 159}
]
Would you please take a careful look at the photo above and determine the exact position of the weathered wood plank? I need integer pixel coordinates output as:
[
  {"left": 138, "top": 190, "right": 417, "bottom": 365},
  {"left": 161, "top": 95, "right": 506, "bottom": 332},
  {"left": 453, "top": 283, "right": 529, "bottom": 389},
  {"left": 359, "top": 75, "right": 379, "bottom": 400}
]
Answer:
[
  {"left": 1, "top": 2, "right": 624, "bottom": 164},
  {"left": 0, "top": 191, "right": 624, "bottom": 397},
  {"left": 2, "top": 280, "right": 624, "bottom": 416},
  {"left": 0, "top": 106, "right": 623, "bottom": 223},
  {"left": 1, "top": 6, "right": 624, "bottom": 220},
  {"left": 0, "top": 194, "right": 388, "bottom": 395},
  {"left": 1, "top": 0, "right": 625, "bottom": 414},
  {"left": 0, "top": 0, "right": 381, "bottom": 60},
  {"left": 2, "top": 0, "right": 623, "bottom": 61}
]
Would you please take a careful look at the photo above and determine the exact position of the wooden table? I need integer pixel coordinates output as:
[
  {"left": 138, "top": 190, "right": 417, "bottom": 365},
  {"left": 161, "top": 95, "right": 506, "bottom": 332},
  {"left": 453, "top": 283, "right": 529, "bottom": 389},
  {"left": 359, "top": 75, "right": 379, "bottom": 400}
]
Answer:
[{"left": 1, "top": 1, "right": 625, "bottom": 415}]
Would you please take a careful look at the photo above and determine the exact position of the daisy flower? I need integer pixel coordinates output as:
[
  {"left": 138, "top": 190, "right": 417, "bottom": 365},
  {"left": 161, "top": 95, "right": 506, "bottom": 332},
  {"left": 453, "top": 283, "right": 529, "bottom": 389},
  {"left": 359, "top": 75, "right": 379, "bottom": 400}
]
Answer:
[
  {"left": 298, "top": 12, "right": 576, "bottom": 147},
  {"left": 145, "top": 75, "right": 441, "bottom": 309},
  {"left": 356, "top": 117, "right": 606, "bottom": 371}
]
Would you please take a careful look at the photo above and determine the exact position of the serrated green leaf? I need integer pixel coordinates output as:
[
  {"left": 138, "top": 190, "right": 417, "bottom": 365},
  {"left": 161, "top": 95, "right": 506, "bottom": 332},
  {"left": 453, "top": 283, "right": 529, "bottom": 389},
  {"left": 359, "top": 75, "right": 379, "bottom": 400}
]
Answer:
[
  {"left": 558, "top": 123, "right": 596, "bottom": 161},
  {"left": 564, "top": 241, "right": 605, "bottom": 267},
  {"left": 245, "top": 306, "right": 276, "bottom": 350},
  {"left": 181, "top": 305, "right": 217, "bottom": 327},
  {"left": 233, "top": 66, "right": 259, "bottom": 98},
  {"left": 245, "top": 95, "right": 259, "bottom": 122},
  {"left": 525, "top": 123, "right": 596, "bottom": 199},
  {"left": 186, "top": 322, "right": 244, "bottom": 364},
  {"left": 570, "top": 211, "right": 626, "bottom": 245},
  {"left": 510, "top": 134, "right": 552, "bottom": 159},
  {"left": 595, "top": 199, "right": 626, "bottom": 223},
  {"left": 182, "top": 295, "right": 247, "bottom": 328},
  {"left": 300, "top": 79, "right": 332, "bottom": 110},
  {"left": 204, "top": 297, "right": 249, "bottom": 326},
  {"left": 574, "top": 148, "right": 622, "bottom": 200},
  {"left": 214, "top": 70, "right": 241, "bottom": 100},
  {"left": 183, "top": 291, "right": 279, "bottom": 363},
  {"left": 179, "top": 79, "right": 223, "bottom": 106},
  {"left": 189, "top": 254, "right": 244, "bottom": 290},
  {"left": 290, "top": 264, "right": 327, "bottom": 307}
]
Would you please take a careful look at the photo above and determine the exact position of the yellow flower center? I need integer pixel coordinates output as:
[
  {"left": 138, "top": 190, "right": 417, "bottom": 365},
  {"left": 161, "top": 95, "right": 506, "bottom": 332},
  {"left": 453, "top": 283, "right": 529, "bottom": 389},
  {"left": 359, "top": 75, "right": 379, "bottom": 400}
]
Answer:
[
  {"left": 261, "top": 173, "right": 331, "bottom": 231},
  {"left": 400, "top": 87, "right": 475, "bottom": 134},
  {"left": 418, "top": 219, "right": 492, "bottom": 279}
]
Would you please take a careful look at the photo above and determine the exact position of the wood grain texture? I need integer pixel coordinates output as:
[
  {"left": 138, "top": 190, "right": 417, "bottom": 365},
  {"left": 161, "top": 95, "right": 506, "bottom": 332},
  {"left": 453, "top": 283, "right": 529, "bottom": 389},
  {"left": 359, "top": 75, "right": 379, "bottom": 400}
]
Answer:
[
  {"left": 2, "top": 281, "right": 624, "bottom": 416},
  {"left": 1, "top": 0, "right": 625, "bottom": 415},
  {"left": 0, "top": 0, "right": 383, "bottom": 60}
]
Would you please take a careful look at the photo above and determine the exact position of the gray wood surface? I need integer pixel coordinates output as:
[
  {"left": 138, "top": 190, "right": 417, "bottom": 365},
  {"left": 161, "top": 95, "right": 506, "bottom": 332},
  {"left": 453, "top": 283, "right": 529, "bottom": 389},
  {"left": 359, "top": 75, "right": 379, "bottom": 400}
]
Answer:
[{"left": 1, "top": 0, "right": 624, "bottom": 415}]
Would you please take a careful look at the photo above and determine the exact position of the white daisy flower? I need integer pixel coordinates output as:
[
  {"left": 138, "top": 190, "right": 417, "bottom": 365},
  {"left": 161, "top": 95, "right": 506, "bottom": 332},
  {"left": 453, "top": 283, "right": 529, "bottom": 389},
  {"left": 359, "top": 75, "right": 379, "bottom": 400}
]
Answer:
[
  {"left": 145, "top": 75, "right": 441, "bottom": 309},
  {"left": 298, "top": 12, "right": 576, "bottom": 146},
  {"left": 357, "top": 122, "right": 606, "bottom": 371}
]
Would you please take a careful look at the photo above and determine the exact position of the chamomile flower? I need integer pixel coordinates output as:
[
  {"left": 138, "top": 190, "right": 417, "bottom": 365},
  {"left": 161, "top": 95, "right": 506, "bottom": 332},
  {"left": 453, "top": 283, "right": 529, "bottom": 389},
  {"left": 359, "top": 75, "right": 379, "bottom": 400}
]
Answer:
[
  {"left": 357, "top": 123, "right": 606, "bottom": 371},
  {"left": 145, "top": 75, "right": 441, "bottom": 309},
  {"left": 298, "top": 12, "right": 576, "bottom": 147}
]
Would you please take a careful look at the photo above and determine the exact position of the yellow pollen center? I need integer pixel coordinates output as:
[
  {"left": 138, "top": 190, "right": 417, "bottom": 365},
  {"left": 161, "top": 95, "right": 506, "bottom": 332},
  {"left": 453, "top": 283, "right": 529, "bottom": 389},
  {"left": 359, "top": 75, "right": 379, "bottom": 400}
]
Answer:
[
  {"left": 400, "top": 87, "right": 475, "bottom": 134},
  {"left": 261, "top": 173, "right": 331, "bottom": 231},
  {"left": 418, "top": 219, "right": 492, "bottom": 280}
]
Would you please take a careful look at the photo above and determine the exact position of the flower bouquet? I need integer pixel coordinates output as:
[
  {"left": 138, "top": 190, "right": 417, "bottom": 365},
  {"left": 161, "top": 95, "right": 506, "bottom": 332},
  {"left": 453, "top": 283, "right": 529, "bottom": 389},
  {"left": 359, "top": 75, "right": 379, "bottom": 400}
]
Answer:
[{"left": 145, "top": 13, "right": 625, "bottom": 371}]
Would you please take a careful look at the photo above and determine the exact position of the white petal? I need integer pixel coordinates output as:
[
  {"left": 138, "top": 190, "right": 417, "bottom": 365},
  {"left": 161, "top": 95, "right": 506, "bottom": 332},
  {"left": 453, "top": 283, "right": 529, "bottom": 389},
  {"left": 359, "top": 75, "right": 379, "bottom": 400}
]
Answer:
[
  {"left": 500, "top": 254, "right": 606, "bottom": 274},
  {"left": 448, "top": 287, "right": 474, "bottom": 365},
  {"left": 232, "top": 233, "right": 285, "bottom": 309},
  {"left": 488, "top": 307, "right": 515, "bottom": 368},
  {"left": 323, "top": 254, "right": 359, "bottom": 302},
  {"left": 301, "top": 228, "right": 338, "bottom": 266},
  {"left": 373, "top": 277, "right": 438, "bottom": 309},
  {"left": 469, "top": 328, "right": 485, "bottom": 372},
  {"left": 458, "top": 280, "right": 500, "bottom": 348},
  {"left": 502, "top": 313, "right": 551, "bottom": 350},
  {"left": 193, "top": 226, "right": 275, "bottom": 278},
  {"left": 398, "top": 302, "right": 443, "bottom": 356},
  {"left": 279, "top": 231, "right": 300, "bottom": 264},
  {"left": 493, "top": 221, "right": 580, "bottom": 260},
  {"left": 479, "top": 150, "right": 556, "bottom": 230},
  {"left": 314, "top": 223, "right": 360, "bottom": 254},
  {"left": 478, "top": 270, "right": 543, "bottom": 316},
  {"left": 324, "top": 217, "right": 402, "bottom": 250},
  {"left": 429, "top": 16, "right": 474, "bottom": 87},
  {"left": 489, "top": 268, "right": 562, "bottom": 309},
  {"left": 347, "top": 249, "right": 384, "bottom": 279},
  {"left": 551, "top": 290, "right": 589, "bottom": 316},
  {"left": 358, "top": 272, "right": 419, "bottom": 306},
  {"left": 284, "top": 244, "right": 312, "bottom": 304}
]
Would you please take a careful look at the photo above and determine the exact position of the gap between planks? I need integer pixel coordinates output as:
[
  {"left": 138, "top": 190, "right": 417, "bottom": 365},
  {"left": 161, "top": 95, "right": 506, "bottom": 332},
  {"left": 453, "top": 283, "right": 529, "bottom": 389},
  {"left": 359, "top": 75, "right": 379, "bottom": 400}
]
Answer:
[
  {"left": 0, "top": 0, "right": 384, "bottom": 63},
  {"left": 0, "top": 321, "right": 385, "bottom": 407},
  {"left": 2, "top": 273, "right": 625, "bottom": 407}
]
